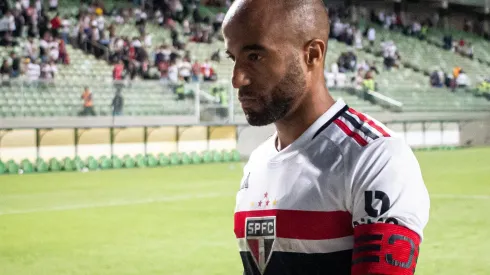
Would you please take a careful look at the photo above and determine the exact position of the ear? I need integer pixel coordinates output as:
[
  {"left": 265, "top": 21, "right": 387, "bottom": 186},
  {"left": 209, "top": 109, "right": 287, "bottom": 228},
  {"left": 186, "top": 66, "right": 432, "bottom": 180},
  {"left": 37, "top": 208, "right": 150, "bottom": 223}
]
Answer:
[{"left": 304, "top": 39, "right": 326, "bottom": 68}]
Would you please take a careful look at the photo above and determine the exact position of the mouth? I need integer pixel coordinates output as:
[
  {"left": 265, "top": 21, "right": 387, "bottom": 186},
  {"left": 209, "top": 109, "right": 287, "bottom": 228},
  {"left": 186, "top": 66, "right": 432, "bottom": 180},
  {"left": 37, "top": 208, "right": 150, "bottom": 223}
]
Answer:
[{"left": 239, "top": 97, "right": 258, "bottom": 108}]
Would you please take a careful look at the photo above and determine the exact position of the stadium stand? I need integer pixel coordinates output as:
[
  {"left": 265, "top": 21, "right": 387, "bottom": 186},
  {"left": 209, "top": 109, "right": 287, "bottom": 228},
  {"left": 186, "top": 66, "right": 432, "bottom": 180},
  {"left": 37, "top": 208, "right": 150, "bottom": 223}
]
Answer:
[{"left": 0, "top": 0, "right": 489, "bottom": 119}]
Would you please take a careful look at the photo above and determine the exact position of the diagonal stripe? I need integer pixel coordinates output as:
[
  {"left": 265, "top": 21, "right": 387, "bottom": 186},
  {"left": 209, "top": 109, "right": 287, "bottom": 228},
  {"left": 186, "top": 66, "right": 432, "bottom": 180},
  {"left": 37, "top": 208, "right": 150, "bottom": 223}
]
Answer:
[
  {"left": 334, "top": 119, "right": 368, "bottom": 146},
  {"left": 348, "top": 108, "right": 391, "bottom": 137},
  {"left": 344, "top": 110, "right": 384, "bottom": 138},
  {"left": 341, "top": 112, "right": 379, "bottom": 141},
  {"left": 312, "top": 105, "right": 349, "bottom": 140}
]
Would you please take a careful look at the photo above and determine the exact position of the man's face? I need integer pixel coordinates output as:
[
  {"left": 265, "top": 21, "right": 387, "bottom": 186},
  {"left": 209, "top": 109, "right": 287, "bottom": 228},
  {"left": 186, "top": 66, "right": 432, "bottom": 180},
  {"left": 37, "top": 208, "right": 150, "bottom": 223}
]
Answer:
[{"left": 223, "top": 18, "right": 306, "bottom": 126}]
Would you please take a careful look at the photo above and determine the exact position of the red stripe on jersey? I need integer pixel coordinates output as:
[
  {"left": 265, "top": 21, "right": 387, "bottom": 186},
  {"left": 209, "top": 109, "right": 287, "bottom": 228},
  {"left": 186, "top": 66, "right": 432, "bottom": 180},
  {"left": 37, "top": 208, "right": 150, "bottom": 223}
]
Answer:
[
  {"left": 348, "top": 108, "right": 391, "bottom": 137},
  {"left": 334, "top": 119, "right": 369, "bottom": 146},
  {"left": 351, "top": 223, "right": 421, "bottom": 275},
  {"left": 235, "top": 209, "right": 353, "bottom": 240}
]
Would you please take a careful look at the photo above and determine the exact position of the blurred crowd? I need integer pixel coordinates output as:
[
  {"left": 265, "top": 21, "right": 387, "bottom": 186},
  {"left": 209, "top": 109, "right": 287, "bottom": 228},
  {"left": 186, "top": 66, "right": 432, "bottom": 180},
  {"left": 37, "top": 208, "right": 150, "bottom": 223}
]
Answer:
[
  {"left": 0, "top": 0, "right": 69, "bottom": 84},
  {"left": 69, "top": 0, "right": 227, "bottom": 84}
]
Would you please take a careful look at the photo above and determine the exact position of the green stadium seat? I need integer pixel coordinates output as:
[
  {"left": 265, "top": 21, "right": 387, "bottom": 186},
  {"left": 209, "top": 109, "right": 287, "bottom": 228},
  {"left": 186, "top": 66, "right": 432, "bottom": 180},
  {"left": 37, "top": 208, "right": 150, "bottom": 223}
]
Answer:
[
  {"left": 21, "top": 160, "right": 34, "bottom": 174},
  {"left": 8, "top": 162, "right": 19, "bottom": 174},
  {"left": 212, "top": 150, "right": 223, "bottom": 163},
  {"left": 0, "top": 161, "right": 5, "bottom": 174},
  {"left": 158, "top": 153, "right": 170, "bottom": 166},
  {"left": 202, "top": 151, "right": 212, "bottom": 163},
  {"left": 87, "top": 158, "right": 99, "bottom": 171},
  {"left": 191, "top": 152, "right": 202, "bottom": 164},
  {"left": 147, "top": 155, "right": 158, "bottom": 167},
  {"left": 49, "top": 158, "right": 62, "bottom": 172},
  {"left": 223, "top": 150, "right": 232, "bottom": 162},
  {"left": 99, "top": 156, "right": 112, "bottom": 170},
  {"left": 36, "top": 160, "right": 49, "bottom": 173},
  {"left": 124, "top": 156, "right": 136, "bottom": 169},
  {"left": 231, "top": 149, "right": 241, "bottom": 162},
  {"left": 136, "top": 154, "right": 147, "bottom": 168},
  {"left": 169, "top": 153, "right": 181, "bottom": 165},
  {"left": 112, "top": 156, "right": 123, "bottom": 169},
  {"left": 75, "top": 158, "right": 85, "bottom": 171},
  {"left": 181, "top": 153, "right": 192, "bottom": 165},
  {"left": 63, "top": 157, "right": 75, "bottom": 172}
]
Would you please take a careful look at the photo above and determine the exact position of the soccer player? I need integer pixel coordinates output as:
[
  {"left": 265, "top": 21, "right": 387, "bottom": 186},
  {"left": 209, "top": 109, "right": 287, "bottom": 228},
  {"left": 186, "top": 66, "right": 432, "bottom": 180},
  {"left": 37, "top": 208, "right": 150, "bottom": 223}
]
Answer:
[{"left": 223, "top": 1, "right": 430, "bottom": 274}]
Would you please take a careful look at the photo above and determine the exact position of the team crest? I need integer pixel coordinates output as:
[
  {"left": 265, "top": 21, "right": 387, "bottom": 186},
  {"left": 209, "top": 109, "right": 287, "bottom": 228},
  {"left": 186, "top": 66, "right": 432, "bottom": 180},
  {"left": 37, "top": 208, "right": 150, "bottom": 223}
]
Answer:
[{"left": 245, "top": 216, "right": 276, "bottom": 274}]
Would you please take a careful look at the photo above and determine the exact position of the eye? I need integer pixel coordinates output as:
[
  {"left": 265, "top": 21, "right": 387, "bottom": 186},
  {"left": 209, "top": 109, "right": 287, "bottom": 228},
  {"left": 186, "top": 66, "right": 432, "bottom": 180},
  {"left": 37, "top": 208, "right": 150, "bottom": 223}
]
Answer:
[
  {"left": 226, "top": 53, "right": 235, "bottom": 62},
  {"left": 248, "top": 53, "right": 261, "bottom": 62}
]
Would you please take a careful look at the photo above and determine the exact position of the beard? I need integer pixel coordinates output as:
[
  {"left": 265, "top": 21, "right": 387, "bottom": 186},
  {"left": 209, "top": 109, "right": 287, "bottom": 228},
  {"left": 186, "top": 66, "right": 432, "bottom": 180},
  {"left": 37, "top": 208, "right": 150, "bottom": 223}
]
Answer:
[{"left": 241, "top": 56, "right": 306, "bottom": 126}]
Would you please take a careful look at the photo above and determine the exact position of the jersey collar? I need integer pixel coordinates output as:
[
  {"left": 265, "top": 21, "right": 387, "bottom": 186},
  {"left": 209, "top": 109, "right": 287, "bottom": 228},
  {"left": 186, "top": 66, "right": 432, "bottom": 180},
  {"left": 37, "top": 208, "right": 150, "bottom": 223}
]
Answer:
[{"left": 267, "top": 99, "right": 348, "bottom": 162}]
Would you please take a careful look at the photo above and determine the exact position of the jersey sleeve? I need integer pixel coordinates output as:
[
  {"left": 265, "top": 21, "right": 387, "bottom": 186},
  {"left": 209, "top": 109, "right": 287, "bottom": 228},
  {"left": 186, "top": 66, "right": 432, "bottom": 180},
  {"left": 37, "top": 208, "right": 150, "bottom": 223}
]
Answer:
[{"left": 348, "top": 137, "right": 430, "bottom": 275}]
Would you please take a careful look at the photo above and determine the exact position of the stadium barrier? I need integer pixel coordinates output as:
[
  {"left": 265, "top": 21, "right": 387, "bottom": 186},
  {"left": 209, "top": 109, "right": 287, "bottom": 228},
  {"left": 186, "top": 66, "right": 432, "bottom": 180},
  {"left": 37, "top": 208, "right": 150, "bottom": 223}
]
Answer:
[{"left": 1, "top": 118, "right": 487, "bottom": 175}]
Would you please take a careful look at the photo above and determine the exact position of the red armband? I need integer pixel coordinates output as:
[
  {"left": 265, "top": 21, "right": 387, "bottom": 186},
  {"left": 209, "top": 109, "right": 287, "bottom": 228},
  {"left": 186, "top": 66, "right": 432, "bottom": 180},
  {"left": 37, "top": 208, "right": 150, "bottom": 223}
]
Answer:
[{"left": 351, "top": 223, "right": 421, "bottom": 275}]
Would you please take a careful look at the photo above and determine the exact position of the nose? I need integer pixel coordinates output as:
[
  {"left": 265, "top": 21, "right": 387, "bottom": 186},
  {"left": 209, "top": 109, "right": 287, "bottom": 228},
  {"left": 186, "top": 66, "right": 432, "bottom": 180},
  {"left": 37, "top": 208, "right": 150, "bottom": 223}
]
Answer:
[{"left": 232, "top": 64, "right": 251, "bottom": 89}]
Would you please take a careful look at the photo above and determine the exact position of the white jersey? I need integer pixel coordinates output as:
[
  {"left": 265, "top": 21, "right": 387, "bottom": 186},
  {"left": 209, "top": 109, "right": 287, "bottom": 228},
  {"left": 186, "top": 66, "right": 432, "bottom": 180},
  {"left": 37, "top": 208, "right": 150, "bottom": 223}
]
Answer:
[{"left": 234, "top": 99, "right": 430, "bottom": 275}]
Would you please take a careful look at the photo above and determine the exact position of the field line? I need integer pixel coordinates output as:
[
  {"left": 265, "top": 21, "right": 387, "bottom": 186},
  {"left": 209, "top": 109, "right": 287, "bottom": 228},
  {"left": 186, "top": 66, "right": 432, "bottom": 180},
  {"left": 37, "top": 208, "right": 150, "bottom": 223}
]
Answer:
[
  {"left": 1, "top": 193, "right": 488, "bottom": 216},
  {"left": 431, "top": 194, "right": 490, "bottom": 200},
  {"left": 0, "top": 192, "right": 234, "bottom": 216}
]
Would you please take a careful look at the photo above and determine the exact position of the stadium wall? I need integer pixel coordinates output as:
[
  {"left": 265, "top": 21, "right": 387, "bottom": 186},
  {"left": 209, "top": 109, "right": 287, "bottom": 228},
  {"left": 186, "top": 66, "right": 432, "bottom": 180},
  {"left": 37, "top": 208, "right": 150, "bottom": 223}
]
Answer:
[
  {"left": 0, "top": 126, "right": 237, "bottom": 162},
  {"left": 1, "top": 119, "right": 488, "bottom": 162},
  {"left": 459, "top": 118, "right": 490, "bottom": 146}
]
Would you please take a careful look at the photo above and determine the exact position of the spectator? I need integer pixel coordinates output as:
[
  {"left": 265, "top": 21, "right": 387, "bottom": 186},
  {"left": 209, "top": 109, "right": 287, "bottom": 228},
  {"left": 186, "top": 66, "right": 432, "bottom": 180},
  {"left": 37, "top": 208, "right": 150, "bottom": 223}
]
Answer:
[
  {"left": 455, "top": 70, "right": 470, "bottom": 88},
  {"left": 50, "top": 13, "right": 61, "bottom": 38},
  {"left": 362, "top": 70, "right": 376, "bottom": 91},
  {"left": 443, "top": 34, "right": 452, "bottom": 50},
  {"left": 24, "top": 37, "right": 37, "bottom": 60},
  {"left": 80, "top": 87, "right": 96, "bottom": 116},
  {"left": 201, "top": 59, "right": 215, "bottom": 81},
  {"left": 213, "top": 11, "right": 225, "bottom": 33},
  {"left": 381, "top": 40, "right": 398, "bottom": 70},
  {"left": 465, "top": 42, "right": 473, "bottom": 59},
  {"left": 113, "top": 59, "right": 125, "bottom": 81},
  {"left": 367, "top": 26, "right": 376, "bottom": 47},
  {"left": 174, "top": 75, "right": 186, "bottom": 100},
  {"left": 168, "top": 60, "right": 179, "bottom": 83},
  {"left": 61, "top": 16, "right": 70, "bottom": 44},
  {"left": 354, "top": 28, "right": 363, "bottom": 49},
  {"left": 49, "top": 0, "right": 58, "bottom": 12},
  {"left": 0, "top": 59, "right": 11, "bottom": 84},
  {"left": 26, "top": 59, "right": 41, "bottom": 82},
  {"left": 191, "top": 60, "right": 201, "bottom": 82},
  {"left": 430, "top": 69, "right": 443, "bottom": 87},
  {"left": 41, "top": 60, "right": 57, "bottom": 80},
  {"left": 179, "top": 57, "right": 192, "bottom": 82},
  {"left": 111, "top": 89, "right": 124, "bottom": 116},
  {"left": 9, "top": 51, "right": 20, "bottom": 78}
]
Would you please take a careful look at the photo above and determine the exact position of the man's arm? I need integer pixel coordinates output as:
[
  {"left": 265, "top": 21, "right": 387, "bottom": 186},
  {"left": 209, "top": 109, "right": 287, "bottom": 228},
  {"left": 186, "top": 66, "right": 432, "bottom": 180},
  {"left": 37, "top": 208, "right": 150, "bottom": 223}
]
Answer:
[{"left": 349, "top": 138, "right": 430, "bottom": 275}]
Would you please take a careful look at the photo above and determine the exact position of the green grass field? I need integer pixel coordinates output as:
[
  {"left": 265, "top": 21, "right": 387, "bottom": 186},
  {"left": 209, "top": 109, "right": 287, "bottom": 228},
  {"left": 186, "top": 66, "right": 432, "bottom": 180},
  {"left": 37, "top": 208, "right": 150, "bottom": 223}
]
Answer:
[{"left": 1, "top": 148, "right": 489, "bottom": 275}]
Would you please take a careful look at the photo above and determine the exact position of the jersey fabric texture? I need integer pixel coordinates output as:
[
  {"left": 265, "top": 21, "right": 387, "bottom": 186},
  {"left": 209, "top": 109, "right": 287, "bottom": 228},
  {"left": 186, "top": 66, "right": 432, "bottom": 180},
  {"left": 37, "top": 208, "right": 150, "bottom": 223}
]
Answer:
[{"left": 234, "top": 99, "right": 430, "bottom": 275}]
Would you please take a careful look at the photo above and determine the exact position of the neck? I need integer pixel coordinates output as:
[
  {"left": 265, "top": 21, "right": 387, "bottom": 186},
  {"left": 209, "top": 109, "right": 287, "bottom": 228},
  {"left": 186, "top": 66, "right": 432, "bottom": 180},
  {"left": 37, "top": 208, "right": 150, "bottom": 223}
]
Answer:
[{"left": 274, "top": 82, "right": 335, "bottom": 151}]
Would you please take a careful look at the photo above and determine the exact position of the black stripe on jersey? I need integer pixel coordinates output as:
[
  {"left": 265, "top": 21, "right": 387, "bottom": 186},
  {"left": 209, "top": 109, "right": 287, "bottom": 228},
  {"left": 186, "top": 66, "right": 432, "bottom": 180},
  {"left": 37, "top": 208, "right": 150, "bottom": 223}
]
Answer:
[
  {"left": 312, "top": 105, "right": 349, "bottom": 140},
  {"left": 340, "top": 112, "right": 380, "bottom": 141},
  {"left": 352, "top": 255, "right": 380, "bottom": 266},
  {"left": 240, "top": 250, "right": 352, "bottom": 275},
  {"left": 353, "top": 244, "right": 381, "bottom": 254},
  {"left": 354, "top": 234, "right": 383, "bottom": 243}
]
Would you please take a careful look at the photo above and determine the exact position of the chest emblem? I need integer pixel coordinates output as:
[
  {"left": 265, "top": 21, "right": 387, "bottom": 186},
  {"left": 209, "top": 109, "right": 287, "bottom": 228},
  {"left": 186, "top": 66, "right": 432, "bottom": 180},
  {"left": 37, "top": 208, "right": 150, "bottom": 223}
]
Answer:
[{"left": 245, "top": 216, "right": 276, "bottom": 274}]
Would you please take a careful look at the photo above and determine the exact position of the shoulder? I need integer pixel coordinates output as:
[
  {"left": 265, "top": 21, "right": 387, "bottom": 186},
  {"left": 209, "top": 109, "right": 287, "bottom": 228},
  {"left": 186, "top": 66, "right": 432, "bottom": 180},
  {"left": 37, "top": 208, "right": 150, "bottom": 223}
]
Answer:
[{"left": 247, "top": 133, "right": 275, "bottom": 163}]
